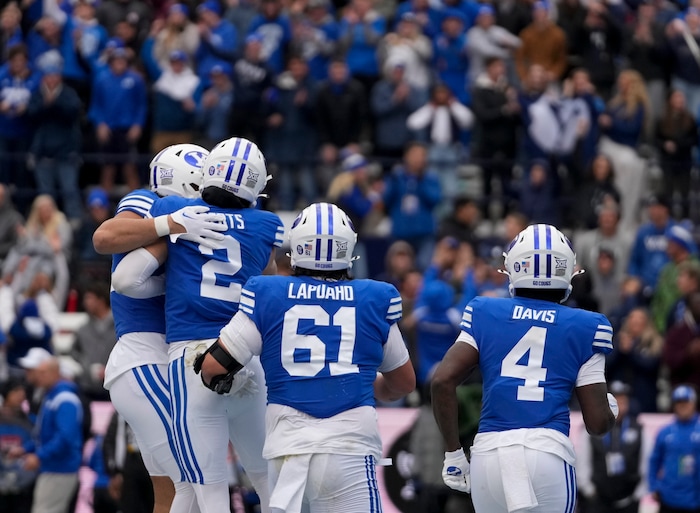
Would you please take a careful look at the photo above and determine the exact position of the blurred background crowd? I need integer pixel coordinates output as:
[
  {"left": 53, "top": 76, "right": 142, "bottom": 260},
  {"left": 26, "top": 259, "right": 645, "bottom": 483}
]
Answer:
[{"left": 1, "top": 0, "right": 700, "bottom": 511}]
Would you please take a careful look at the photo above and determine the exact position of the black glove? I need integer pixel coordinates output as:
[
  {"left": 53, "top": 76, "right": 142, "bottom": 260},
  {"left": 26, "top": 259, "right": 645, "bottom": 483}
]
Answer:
[{"left": 193, "top": 342, "right": 241, "bottom": 394}]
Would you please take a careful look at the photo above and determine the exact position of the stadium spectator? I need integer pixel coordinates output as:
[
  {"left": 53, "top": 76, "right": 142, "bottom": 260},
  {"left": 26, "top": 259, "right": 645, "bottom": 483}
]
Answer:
[
  {"left": 0, "top": 184, "right": 23, "bottom": 266},
  {"left": 229, "top": 34, "right": 274, "bottom": 144},
  {"left": 95, "top": 0, "right": 152, "bottom": 44},
  {"left": 517, "top": 159, "right": 560, "bottom": 226},
  {"left": 290, "top": 0, "right": 339, "bottom": 82},
  {"left": 152, "top": 4, "right": 200, "bottom": 71},
  {"left": 26, "top": 17, "right": 62, "bottom": 71},
  {"left": 570, "top": 68, "right": 605, "bottom": 171},
  {"left": 89, "top": 47, "right": 147, "bottom": 192},
  {"left": 150, "top": 50, "right": 202, "bottom": 153},
  {"left": 574, "top": 154, "right": 622, "bottom": 230},
  {"left": 263, "top": 55, "right": 318, "bottom": 211},
  {"left": 436, "top": 195, "right": 480, "bottom": 248},
  {"left": 556, "top": 0, "right": 585, "bottom": 64},
  {"left": 379, "top": 12, "right": 432, "bottom": 94},
  {"left": 465, "top": 5, "right": 520, "bottom": 84},
  {"left": 608, "top": 308, "right": 664, "bottom": 413},
  {"left": 666, "top": 10, "right": 700, "bottom": 124},
  {"left": 27, "top": 62, "right": 83, "bottom": 223},
  {"left": 0, "top": 3, "right": 23, "bottom": 65},
  {"left": 225, "top": 0, "right": 259, "bottom": 48},
  {"left": 589, "top": 247, "right": 623, "bottom": 317},
  {"left": 247, "top": 0, "right": 292, "bottom": 75},
  {"left": 327, "top": 152, "right": 383, "bottom": 232},
  {"left": 432, "top": 9, "right": 469, "bottom": 105},
  {"left": 495, "top": 0, "right": 532, "bottom": 38},
  {"left": 515, "top": 1, "right": 568, "bottom": 84},
  {"left": 393, "top": 0, "right": 443, "bottom": 38},
  {"left": 376, "top": 239, "right": 416, "bottom": 289},
  {"left": 664, "top": 292, "right": 700, "bottom": 392},
  {"left": 195, "top": 62, "right": 234, "bottom": 149},
  {"left": 194, "top": 1, "right": 238, "bottom": 86},
  {"left": 6, "top": 294, "right": 53, "bottom": 367},
  {"left": 656, "top": 90, "right": 698, "bottom": 219},
  {"left": 666, "top": 260, "right": 700, "bottom": 332},
  {"left": 370, "top": 61, "right": 423, "bottom": 168},
  {"left": 72, "top": 188, "right": 112, "bottom": 273},
  {"left": 383, "top": 142, "right": 442, "bottom": 269}
]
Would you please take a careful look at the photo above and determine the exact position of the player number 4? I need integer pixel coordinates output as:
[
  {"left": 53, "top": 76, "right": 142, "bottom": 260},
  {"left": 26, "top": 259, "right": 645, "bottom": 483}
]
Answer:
[{"left": 501, "top": 326, "right": 548, "bottom": 401}]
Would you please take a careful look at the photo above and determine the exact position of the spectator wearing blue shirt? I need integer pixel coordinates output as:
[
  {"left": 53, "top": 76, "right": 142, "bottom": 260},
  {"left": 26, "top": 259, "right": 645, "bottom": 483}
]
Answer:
[
  {"left": 195, "top": 1, "right": 238, "bottom": 88},
  {"left": 62, "top": 1, "right": 107, "bottom": 101},
  {"left": 383, "top": 142, "right": 442, "bottom": 269},
  {"left": 394, "top": 0, "right": 442, "bottom": 38},
  {"left": 26, "top": 17, "right": 62, "bottom": 71},
  {"left": 338, "top": 0, "right": 387, "bottom": 94},
  {"left": 648, "top": 385, "right": 700, "bottom": 513},
  {"left": 89, "top": 48, "right": 146, "bottom": 192},
  {"left": 13, "top": 351, "right": 83, "bottom": 513},
  {"left": 248, "top": 0, "right": 292, "bottom": 75},
  {"left": 291, "top": 0, "right": 338, "bottom": 82},
  {"left": 439, "top": 0, "right": 481, "bottom": 31},
  {"left": 196, "top": 63, "right": 234, "bottom": 149},
  {"left": 0, "top": 4, "right": 24, "bottom": 65},
  {"left": 27, "top": 63, "right": 83, "bottom": 222},
  {"left": 0, "top": 45, "right": 40, "bottom": 196},
  {"left": 433, "top": 10, "right": 470, "bottom": 105}
]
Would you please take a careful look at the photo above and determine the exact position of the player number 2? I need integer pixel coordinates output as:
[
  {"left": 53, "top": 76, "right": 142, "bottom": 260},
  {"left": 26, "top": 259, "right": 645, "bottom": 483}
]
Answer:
[
  {"left": 501, "top": 326, "right": 548, "bottom": 401},
  {"left": 198, "top": 235, "right": 243, "bottom": 302},
  {"left": 281, "top": 305, "right": 359, "bottom": 377}
]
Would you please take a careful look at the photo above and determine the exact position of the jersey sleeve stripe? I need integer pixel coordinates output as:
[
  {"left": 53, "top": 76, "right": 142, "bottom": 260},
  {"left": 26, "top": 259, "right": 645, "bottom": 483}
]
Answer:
[
  {"left": 239, "top": 305, "right": 254, "bottom": 315},
  {"left": 387, "top": 305, "right": 402, "bottom": 314},
  {"left": 593, "top": 331, "right": 613, "bottom": 342},
  {"left": 386, "top": 313, "right": 402, "bottom": 321},
  {"left": 461, "top": 321, "right": 472, "bottom": 329},
  {"left": 118, "top": 197, "right": 154, "bottom": 209},
  {"left": 596, "top": 324, "right": 613, "bottom": 332},
  {"left": 462, "top": 312, "right": 472, "bottom": 322},
  {"left": 465, "top": 305, "right": 473, "bottom": 312},
  {"left": 593, "top": 341, "right": 613, "bottom": 349},
  {"left": 390, "top": 297, "right": 402, "bottom": 304},
  {"left": 240, "top": 296, "right": 255, "bottom": 309},
  {"left": 241, "top": 289, "right": 255, "bottom": 298}
]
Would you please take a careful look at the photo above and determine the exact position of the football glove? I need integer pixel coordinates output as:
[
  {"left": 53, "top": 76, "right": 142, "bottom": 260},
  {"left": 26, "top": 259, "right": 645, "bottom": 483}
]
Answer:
[
  {"left": 442, "top": 448, "right": 471, "bottom": 493},
  {"left": 168, "top": 206, "right": 226, "bottom": 248}
]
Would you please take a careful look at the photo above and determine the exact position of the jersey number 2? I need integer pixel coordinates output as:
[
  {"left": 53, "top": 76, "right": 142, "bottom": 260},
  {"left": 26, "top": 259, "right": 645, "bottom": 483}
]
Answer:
[
  {"left": 500, "top": 326, "right": 548, "bottom": 401},
  {"left": 281, "top": 305, "right": 359, "bottom": 377},
  {"left": 198, "top": 236, "right": 243, "bottom": 302}
]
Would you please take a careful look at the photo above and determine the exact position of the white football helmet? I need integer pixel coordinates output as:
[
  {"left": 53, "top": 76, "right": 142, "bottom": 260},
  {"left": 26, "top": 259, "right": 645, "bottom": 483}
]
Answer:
[
  {"left": 503, "top": 224, "right": 577, "bottom": 301},
  {"left": 289, "top": 202, "right": 358, "bottom": 271},
  {"left": 201, "top": 137, "right": 268, "bottom": 206},
  {"left": 150, "top": 144, "right": 208, "bottom": 199}
]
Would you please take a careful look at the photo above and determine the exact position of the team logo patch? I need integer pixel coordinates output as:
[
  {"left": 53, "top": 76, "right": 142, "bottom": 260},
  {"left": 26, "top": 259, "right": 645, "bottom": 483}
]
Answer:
[
  {"left": 184, "top": 151, "right": 206, "bottom": 167},
  {"left": 245, "top": 170, "right": 259, "bottom": 188},
  {"left": 296, "top": 245, "right": 304, "bottom": 255},
  {"left": 336, "top": 241, "right": 348, "bottom": 258},
  {"left": 304, "top": 243, "right": 313, "bottom": 256},
  {"left": 159, "top": 167, "right": 174, "bottom": 185},
  {"left": 555, "top": 257, "right": 567, "bottom": 276},
  {"left": 208, "top": 166, "right": 215, "bottom": 176},
  {"left": 513, "top": 262, "right": 521, "bottom": 272}
]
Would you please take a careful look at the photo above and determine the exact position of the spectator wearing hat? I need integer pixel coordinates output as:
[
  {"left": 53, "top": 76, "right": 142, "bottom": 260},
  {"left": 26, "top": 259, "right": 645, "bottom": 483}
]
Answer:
[
  {"left": 247, "top": 0, "right": 292, "bottom": 75},
  {"left": 95, "top": 0, "right": 152, "bottom": 44},
  {"left": 26, "top": 63, "right": 83, "bottom": 223},
  {"left": 393, "top": 0, "right": 443, "bottom": 38},
  {"left": 11, "top": 352, "right": 83, "bottom": 513},
  {"left": 515, "top": 1, "right": 567, "bottom": 83},
  {"left": 150, "top": 49, "right": 202, "bottom": 153},
  {"left": 648, "top": 385, "right": 700, "bottom": 513},
  {"left": 0, "top": 377, "right": 36, "bottom": 513},
  {"left": 379, "top": 12, "right": 432, "bottom": 93},
  {"left": 225, "top": 0, "right": 259, "bottom": 49},
  {"left": 517, "top": 159, "right": 560, "bottom": 225},
  {"left": 626, "top": 194, "right": 674, "bottom": 301},
  {"left": 230, "top": 33, "right": 273, "bottom": 144},
  {"left": 26, "top": 18, "right": 62, "bottom": 72},
  {"left": 666, "top": 260, "right": 700, "bottom": 332},
  {"left": 263, "top": 55, "right": 317, "bottom": 211},
  {"left": 196, "top": 62, "right": 234, "bottom": 148},
  {"left": 577, "top": 381, "right": 649, "bottom": 513},
  {"left": 666, "top": 9, "right": 700, "bottom": 124},
  {"left": 89, "top": 47, "right": 146, "bottom": 193},
  {"left": 371, "top": 60, "right": 424, "bottom": 169},
  {"left": 438, "top": 0, "right": 480, "bottom": 32},
  {"left": 7, "top": 298, "right": 52, "bottom": 368},
  {"left": 195, "top": 0, "right": 238, "bottom": 87},
  {"left": 290, "top": 0, "right": 339, "bottom": 82},
  {"left": 0, "top": 44, "right": 39, "bottom": 213},
  {"left": 574, "top": 154, "right": 621, "bottom": 230},
  {"left": 432, "top": 9, "right": 470, "bottom": 105},
  {"left": 664, "top": 292, "right": 700, "bottom": 392},
  {"left": 73, "top": 188, "right": 112, "bottom": 272},
  {"left": 338, "top": 0, "right": 387, "bottom": 95},
  {"left": 651, "top": 224, "right": 699, "bottom": 334},
  {"left": 152, "top": 3, "right": 200, "bottom": 72},
  {"left": 465, "top": 5, "right": 520, "bottom": 85}
]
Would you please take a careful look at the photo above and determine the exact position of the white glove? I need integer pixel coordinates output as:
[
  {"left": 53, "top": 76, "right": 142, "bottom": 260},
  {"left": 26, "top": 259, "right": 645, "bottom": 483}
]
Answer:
[
  {"left": 607, "top": 393, "right": 619, "bottom": 419},
  {"left": 442, "top": 448, "right": 471, "bottom": 493},
  {"left": 168, "top": 206, "right": 226, "bottom": 249},
  {"left": 222, "top": 367, "right": 259, "bottom": 398}
]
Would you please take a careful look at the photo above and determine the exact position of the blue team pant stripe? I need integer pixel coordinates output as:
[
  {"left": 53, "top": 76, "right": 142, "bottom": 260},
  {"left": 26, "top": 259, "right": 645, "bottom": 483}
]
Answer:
[
  {"left": 151, "top": 364, "right": 169, "bottom": 390},
  {"left": 168, "top": 358, "right": 197, "bottom": 483},
  {"left": 133, "top": 366, "right": 184, "bottom": 482},
  {"left": 570, "top": 464, "right": 577, "bottom": 513},
  {"left": 545, "top": 225, "right": 552, "bottom": 249},
  {"left": 179, "top": 355, "right": 204, "bottom": 483},
  {"left": 564, "top": 461, "right": 571, "bottom": 513},
  {"left": 316, "top": 203, "right": 323, "bottom": 234},
  {"left": 546, "top": 254, "right": 552, "bottom": 278},
  {"left": 365, "top": 456, "right": 375, "bottom": 513},
  {"left": 534, "top": 225, "right": 540, "bottom": 249},
  {"left": 534, "top": 254, "right": 540, "bottom": 277}
]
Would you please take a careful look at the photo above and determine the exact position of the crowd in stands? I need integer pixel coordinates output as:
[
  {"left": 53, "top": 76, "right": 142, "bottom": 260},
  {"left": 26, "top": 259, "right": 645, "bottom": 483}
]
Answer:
[{"left": 1, "top": 0, "right": 700, "bottom": 511}]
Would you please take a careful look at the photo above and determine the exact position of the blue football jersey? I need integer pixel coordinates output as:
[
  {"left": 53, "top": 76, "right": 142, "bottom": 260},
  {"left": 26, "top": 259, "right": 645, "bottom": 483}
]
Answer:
[
  {"left": 462, "top": 296, "right": 613, "bottom": 436},
  {"left": 240, "top": 275, "right": 403, "bottom": 418},
  {"left": 111, "top": 189, "right": 166, "bottom": 338},
  {"left": 150, "top": 197, "right": 284, "bottom": 343}
]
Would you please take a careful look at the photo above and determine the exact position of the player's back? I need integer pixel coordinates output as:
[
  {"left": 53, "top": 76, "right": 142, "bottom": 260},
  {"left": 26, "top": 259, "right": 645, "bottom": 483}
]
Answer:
[
  {"left": 240, "top": 274, "right": 402, "bottom": 418},
  {"left": 110, "top": 189, "right": 166, "bottom": 338},
  {"left": 464, "top": 296, "right": 612, "bottom": 436},
  {"left": 149, "top": 196, "right": 284, "bottom": 343}
]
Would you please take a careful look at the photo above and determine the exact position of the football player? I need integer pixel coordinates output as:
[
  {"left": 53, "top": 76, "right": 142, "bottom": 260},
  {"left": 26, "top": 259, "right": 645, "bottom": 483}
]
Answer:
[
  {"left": 431, "top": 224, "right": 618, "bottom": 513},
  {"left": 100, "top": 143, "right": 211, "bottom": 513},
  {"left": 195, "top": 202, "right": 416, "bottom": 513},
  {"left": 112, "top": 137, "right": 284, "bottom": 513}
]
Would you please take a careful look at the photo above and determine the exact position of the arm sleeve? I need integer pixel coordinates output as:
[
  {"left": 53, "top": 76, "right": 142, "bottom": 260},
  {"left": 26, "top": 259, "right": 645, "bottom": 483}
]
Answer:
[
  {"left": 219, "top": 312, "right": 262, "bottom": 366},
  {"left": 378, "top": 323, "right": 410, "bottom": 372},
  {"left": 406, "top": 104, "right": 434, "bottom": 130},
  {"left": 575, "top": 353, "right": 606, "bottom": 387},
  {"left": 111, "top": 248, "right": 165, "bottom": 298},
  {"left": 37, "top": 398, "right": 82, "bottom": 463}
]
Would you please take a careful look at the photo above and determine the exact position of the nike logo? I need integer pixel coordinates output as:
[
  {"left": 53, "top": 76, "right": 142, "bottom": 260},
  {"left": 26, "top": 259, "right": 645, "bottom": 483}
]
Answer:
[{"left": 446, "top": 466, "right": 463, "bottom": 476}]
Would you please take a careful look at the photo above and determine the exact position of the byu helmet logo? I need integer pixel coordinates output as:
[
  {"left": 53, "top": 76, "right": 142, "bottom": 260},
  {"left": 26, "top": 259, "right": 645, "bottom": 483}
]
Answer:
[{"left": 184, "top": 151, "right": 206, "bottom": 167}]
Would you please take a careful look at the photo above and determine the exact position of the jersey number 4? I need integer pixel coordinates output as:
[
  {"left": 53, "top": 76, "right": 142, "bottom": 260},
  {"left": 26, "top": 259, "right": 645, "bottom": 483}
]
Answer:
[
  {"left": 281, "top": 305, "right": 359, "bottom": 377},
  {"left": 501, "top": 326, "right": 548, "bottom": 401}
]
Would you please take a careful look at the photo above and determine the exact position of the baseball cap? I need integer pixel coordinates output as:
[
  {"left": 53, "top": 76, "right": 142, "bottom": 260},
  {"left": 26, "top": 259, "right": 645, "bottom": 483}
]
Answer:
[
  {"left": 169, "top": 3, "right": 189, "bottom": 16},
  {"left": 341, "top": 153, "right": 368, "bottom": 172},
  {"left": 477, "top": 4, "right": 495, "bottom": 17},
  {"left": 443, "top": 8, "right": 467, "bottom": 23},
  {"left": 18, "top": 347, "right": 53, "bottom": 370},
  {"left": 209, "top": 62, "right": 232, "bottom": 75},
  {"left": 245, "top": 33, "right": 264, "bottom": 45},
  {"left": 197, "top": 0, "right": 222, "bottom": 15},
  {"left": 109, "top": 47, "right": 129, "bottom": 61},
  {"left": 533, "top": 0, "right": 549, "bottom": 10},
  {"left": 672, "top": 384, "right": 697, "bottom": 403},
  {"left": 644, "top": 193, "right": 670, "bottom": 209},
  {"left": 400, "top": 12, "right": 420, "bottom": 23},
  {"left": 105, "top": 37, "right": 125, "bottom": 50},
  {"left": 608, "top": 381, "right": 631, "bottom": 396},
  {"left": 169, "top": 50, "right": 188, "bottom": 62},
  {"left": 87, "top": 187, "right": 109, "bottom": 209},
  {"left": 666, "top": 225, "right": 697, "bottom": 255}
]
